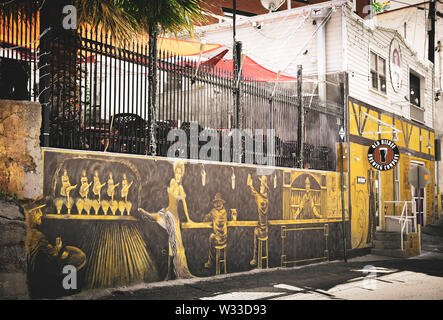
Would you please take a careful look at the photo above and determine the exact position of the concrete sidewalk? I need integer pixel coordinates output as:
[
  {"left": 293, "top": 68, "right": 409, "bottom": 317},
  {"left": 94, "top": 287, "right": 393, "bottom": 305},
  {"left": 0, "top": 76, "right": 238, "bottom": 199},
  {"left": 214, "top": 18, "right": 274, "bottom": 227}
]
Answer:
[{"left": 64, "top": 217, "right": 443, "bottom": 300}]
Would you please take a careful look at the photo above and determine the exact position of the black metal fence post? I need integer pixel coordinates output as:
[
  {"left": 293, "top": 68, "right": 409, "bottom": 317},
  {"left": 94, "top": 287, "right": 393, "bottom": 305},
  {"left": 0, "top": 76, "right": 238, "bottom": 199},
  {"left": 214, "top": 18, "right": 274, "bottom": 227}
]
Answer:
[
  {"left": 296, "top": 65, "right": 303, "bottom": 168},
  {"left": 39, "top": 1, "right": 52, "bottom": 147},
  {"left": 148, "top": 25, "right": 158, "bottom": 156},
  {"left": 233, "top": 40, "right": 243, "bottom": 163}
]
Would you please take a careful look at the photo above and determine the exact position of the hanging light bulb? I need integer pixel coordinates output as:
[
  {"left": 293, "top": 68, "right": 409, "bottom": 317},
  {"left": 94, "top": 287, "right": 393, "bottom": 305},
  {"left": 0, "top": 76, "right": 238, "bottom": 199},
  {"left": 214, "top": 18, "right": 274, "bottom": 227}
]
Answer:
[
  {"left": 201, "top": 165, "right": 206, "bottom": 186},
  {"left": 231, "top": 168, "right": 236, "bottom": 190}
]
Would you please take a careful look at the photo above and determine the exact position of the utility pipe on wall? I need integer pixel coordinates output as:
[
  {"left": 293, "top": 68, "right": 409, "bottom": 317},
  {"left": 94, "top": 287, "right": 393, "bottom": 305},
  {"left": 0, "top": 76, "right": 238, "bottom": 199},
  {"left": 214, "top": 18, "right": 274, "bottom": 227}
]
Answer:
[
  {"left": 310, "top": 8, "right": 331, "bottom": 103},
  {"left": 317, "top": 14, "right": 327, "bottom": 103}
]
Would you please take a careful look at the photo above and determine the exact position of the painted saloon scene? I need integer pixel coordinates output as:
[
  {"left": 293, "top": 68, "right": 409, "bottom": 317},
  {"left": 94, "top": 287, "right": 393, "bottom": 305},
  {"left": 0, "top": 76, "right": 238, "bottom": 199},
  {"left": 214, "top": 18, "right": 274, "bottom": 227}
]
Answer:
[{"left": 0, "top": 0, "right": 443, "bottom": 305}]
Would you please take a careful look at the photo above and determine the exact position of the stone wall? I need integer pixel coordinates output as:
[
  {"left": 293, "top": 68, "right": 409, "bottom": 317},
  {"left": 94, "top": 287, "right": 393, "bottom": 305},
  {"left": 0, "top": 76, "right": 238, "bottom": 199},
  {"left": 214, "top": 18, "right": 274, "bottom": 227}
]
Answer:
[
  {"left": 0, "top": 200, "right": 28, "bottom": 299},
  {"left": 0, "top": 100, "right": 42, "bottom": 200}
]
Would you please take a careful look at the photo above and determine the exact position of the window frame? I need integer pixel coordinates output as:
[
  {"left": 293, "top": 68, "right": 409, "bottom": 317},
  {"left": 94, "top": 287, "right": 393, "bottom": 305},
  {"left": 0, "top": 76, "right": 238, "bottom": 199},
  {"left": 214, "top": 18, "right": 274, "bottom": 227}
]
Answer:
[
  {"left": 369, "top": 49, "right": 387, "bottom": 95},
  {"left": 409, "top": 71, "right": 421, "bottom": 108}
]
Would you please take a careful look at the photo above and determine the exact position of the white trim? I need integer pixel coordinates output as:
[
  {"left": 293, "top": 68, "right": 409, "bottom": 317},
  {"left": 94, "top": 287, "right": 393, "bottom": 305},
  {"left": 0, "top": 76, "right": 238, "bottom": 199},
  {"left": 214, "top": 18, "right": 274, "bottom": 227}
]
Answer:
[
  {"left": 341, "top": 5, "right": 348, "bottom": 72},
  {"left": 408, "top": 66, "right": 426, "bottom": 111},
  {"left": 368, "top": 47, "right": 388, "bottom": 96},
  {"left": 410, "top": 160, "right": 427, "bottom": 226},
  {"left": 196, "top": 0, "right": 347, "bottom": 32},
  {"left": 376, "top": 170, "right": 383, "bottom": 231},
  {"left": 359, "top": 111, "right": 402, "bottom": 136}
]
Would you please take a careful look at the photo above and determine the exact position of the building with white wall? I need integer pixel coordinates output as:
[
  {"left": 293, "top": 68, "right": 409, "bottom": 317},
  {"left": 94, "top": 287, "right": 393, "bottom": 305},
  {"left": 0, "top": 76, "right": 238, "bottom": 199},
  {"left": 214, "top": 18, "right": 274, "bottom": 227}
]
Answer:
[
  {"left": 194, "top": 0, "right": 439, "bottom": 247},
  {"left": 375, "top": 0, "right": 442, "bottom": 214}
]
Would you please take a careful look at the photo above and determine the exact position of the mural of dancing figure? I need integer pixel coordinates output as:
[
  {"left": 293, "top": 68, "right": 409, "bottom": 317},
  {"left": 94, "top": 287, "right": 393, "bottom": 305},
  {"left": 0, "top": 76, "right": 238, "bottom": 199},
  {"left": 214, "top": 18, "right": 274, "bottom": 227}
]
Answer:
[
  {"left": 247, "top": 174, "right": 269, "bottom": 266},
  {"left": 79, "top": 170, "right": 92, "bottom": 199},
  {"left": 106, "top": 172, "right": 119, "bottom": 201},
  {"left": 121, "top": 173, "right": 133, "bottom": 202},
  {"left": 92, "top": 171, "right": 106, "bottom": 201},
  {"left": 137, "top": 161, "right": 194, "bottom": 279},
  {"left": 203, "top": 193, "right": 228, "bottom": 269},
  {"left": 60, "top": 169, "right": 71, "bottom": 197}
]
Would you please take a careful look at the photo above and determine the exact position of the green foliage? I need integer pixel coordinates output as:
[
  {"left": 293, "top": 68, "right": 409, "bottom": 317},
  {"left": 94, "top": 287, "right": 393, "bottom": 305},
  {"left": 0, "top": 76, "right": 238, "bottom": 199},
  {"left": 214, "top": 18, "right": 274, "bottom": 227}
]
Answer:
[
  {"left": 8, "top": 0, "right": 207, "bottom": 42},
  {"left": 373, "top": 1, "right": 391, "bottom": 13},
  {"left": 76, "top": 0, "right": 207, "bottom": 41}
]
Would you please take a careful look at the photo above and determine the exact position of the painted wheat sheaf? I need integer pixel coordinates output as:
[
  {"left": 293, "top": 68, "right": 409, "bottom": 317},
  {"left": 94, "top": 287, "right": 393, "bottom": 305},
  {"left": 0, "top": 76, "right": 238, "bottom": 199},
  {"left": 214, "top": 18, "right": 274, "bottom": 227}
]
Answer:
[{"left": 82, "top": 223, "right": 159, "bottom": 289}]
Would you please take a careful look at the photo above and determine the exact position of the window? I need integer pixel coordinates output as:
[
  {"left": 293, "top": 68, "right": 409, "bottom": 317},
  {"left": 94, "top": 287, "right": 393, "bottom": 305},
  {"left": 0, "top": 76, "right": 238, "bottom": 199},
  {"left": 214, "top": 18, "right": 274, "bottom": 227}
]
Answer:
[
  {"left": 409, "top": 72, "right": 421, "bottom": 107},
  {"left": 409, "top": 70, "right": 425, "bottom": 123},
  {"left": 370, "top": 51, "right": 387, "bottom": 94}
]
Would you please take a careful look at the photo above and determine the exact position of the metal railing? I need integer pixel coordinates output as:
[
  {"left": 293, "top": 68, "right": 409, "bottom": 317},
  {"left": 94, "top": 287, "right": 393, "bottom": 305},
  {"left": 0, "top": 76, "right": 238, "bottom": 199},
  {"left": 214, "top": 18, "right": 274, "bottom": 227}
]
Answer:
[
  {"left": 384, "top": 200, "right": 417, "bottom": 251},
  {"left": 0, "top": 2, "right": 343, "bottom": 171}
]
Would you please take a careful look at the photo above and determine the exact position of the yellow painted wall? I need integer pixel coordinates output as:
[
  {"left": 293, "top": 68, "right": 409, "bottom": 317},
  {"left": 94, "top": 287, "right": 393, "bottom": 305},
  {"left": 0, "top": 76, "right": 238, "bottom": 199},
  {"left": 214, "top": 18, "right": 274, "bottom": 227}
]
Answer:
[
  {"left": 349, "top": 142, "right": 373, "bottom": 249},
  {"left": 348, "top": 98, "right": 436, "bottom": 249}
]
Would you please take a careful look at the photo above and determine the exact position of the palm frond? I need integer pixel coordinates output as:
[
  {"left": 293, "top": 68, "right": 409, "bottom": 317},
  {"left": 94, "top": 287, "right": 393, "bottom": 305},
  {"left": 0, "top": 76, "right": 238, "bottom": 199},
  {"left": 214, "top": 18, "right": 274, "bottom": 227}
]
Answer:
[
  {"left": 122, "top": 0, "right": 207, "bottom": 36},
  {"left": 75, "top": 0, "right": 139, "bottom": 43}
]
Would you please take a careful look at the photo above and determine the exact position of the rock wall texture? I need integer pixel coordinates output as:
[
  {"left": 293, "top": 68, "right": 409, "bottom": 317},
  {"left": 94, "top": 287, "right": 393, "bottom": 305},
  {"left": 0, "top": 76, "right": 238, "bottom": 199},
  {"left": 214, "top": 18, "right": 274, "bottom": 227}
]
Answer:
[
  {"left": 0, "top": 200, "right": 28, "bottom": 299},
  {"left": 0, "top": 100, "right": 42, "bottom": 200}
]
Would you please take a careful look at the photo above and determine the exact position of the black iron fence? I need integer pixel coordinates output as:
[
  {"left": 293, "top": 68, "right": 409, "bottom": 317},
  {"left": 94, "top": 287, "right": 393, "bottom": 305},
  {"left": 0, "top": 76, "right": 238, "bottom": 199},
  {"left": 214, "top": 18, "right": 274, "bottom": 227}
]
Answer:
[
  {"left": 0, "top": 1, "right": 39, "bottom": 101},
  {"left": 0, "top": 2, "right": 343, "bottom": 171}
]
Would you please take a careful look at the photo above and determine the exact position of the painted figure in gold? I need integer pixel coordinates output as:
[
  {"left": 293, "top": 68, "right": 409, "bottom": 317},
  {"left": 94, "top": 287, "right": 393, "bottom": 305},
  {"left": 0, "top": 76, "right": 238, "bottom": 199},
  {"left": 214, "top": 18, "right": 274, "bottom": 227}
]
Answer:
[
  {"left": 60, "top": 169, "right": 77, "bottom": 212},
  {"left": 26, "top": 204, "right": 86, "bottom": 298},
  {"left": 247, "top": 174, "right": 269, "bottom": 266},
  {"left": 120, "top": 173, "right": 133, "bottom": 202},
  {"left": 137, "top": 161, "right": 194, "bottom": 279},
  {"left": 60, "top": 169, "right": 71, "bottom": 197},
  {"left": 106, "top": 173, "right": 119, "bottom": 201},
  {"left": 293, "top": 177, "right": 321, "bottom": 219},
  {"left": 203, "top": 193, "right": 228, "bottom": 269},
  {"left": 60, "top": 169, "right": 77, "bottom": 197},
  {"left": 79, "top": 170, "right": 92, "bottom": 199},
  {"left": 92, "top": 171, "right": 106, "bottom": 201},
  {"left": 168, "top": 161, "right": 193, "bottom": 223}
]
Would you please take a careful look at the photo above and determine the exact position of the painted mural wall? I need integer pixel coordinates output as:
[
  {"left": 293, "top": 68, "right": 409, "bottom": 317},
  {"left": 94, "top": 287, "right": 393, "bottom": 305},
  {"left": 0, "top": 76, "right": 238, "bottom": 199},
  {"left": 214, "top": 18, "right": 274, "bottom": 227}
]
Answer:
[
  {"left": 348, "top": 97, "right": 436, "bottom": 249},
  {"left": 25, "top": 148, "right": 349, "bottom": 298}
]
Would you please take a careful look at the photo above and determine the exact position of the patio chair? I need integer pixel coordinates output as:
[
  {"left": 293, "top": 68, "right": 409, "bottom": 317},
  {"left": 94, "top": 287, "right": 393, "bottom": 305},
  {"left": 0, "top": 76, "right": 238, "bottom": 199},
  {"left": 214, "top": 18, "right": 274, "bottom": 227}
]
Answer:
[{"left": 112, "top": 113, "right": 148, "bottom": 154}]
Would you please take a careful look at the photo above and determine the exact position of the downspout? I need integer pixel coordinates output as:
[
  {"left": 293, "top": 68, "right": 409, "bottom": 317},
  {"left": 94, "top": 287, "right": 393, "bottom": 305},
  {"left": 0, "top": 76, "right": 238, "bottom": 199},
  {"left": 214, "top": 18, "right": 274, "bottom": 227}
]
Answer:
[
  {"left": 317, "top": 13, "right": 328, "bottom": 103},
  {"left": 342, "top": 5, "right": 348, "bottom": 73},
  {"left": 309, "top": 5, "right": 335, "bottom": 104}
]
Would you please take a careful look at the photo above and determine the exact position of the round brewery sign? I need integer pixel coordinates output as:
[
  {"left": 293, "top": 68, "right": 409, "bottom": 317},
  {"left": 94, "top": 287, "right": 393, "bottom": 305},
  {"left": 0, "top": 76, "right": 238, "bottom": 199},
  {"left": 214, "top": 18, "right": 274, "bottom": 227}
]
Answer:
[
  {"left": 368, "top": 139, "right": 400, "bottom": 171},
  {"left": 389, "top": 38, "right": 402, "bottom": 93}
]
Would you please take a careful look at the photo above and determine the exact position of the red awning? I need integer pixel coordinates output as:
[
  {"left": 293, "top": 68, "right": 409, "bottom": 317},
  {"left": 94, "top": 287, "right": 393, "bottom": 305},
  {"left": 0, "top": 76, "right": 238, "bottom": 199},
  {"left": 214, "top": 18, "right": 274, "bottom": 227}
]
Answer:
[{"left": 213, "top": 55, "right": 300, "bottom": 82}]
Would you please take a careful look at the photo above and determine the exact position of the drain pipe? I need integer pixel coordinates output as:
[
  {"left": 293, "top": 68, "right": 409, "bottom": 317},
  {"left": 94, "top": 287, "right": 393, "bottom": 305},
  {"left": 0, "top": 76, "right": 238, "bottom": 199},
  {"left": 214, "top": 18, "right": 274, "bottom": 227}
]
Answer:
[{"left": 311, "top": 8, "right": 331, "bottom": 103}]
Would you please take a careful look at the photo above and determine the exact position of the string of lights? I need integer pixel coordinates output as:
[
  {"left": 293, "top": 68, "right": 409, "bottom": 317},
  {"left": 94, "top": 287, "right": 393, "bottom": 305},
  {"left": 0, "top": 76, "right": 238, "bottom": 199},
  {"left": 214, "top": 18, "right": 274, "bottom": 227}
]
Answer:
[
  {"left": 0, "top": 0, "right": 17, "bottom": 6},
  {"left": 269, "top": 6, "right": 336, "bottom": 98},
  {"left": 253, "top": 10, "right": 310, "bottom": 42}
]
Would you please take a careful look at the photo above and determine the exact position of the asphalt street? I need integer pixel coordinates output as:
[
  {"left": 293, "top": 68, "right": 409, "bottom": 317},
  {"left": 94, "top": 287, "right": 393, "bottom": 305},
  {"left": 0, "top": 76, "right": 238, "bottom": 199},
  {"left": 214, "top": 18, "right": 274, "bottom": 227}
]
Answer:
[{"left": 69, "top": 216, "right": 443, "bottom": 301}]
